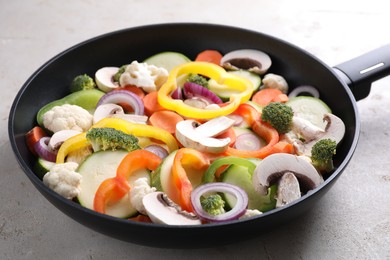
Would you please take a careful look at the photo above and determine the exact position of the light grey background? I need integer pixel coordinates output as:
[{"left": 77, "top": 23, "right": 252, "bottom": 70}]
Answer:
[{"left": 1, "top": 0, "right": 390, "bottom": 259}]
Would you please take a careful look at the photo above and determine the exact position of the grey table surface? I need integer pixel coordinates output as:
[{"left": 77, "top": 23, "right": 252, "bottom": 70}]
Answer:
[{"left": 1, "top": 0, "right": 390, "bottom": 259}]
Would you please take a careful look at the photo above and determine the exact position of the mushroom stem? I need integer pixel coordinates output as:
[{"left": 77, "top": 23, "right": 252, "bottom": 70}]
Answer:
[{"left": 275, "top": 172, "right": 301, "bottom": 208}]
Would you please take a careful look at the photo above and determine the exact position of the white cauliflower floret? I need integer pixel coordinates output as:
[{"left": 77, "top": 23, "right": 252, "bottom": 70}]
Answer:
[
  {"left": 119, "top": 61, "right": 168, "bottom": 93},
  {"left": 43, "top": 162, "right": 82, "bottom": 199},
  {"left": 263, "top": 73, "right": 289, "bottom": 93},
  {"left": 239, "top": 209, "right": 262, "bottom": 220},
  {"left": 129, "top": 177, "right": 156, "bottom": 214},
  {"left": 43, "top": 104, "right": 93, "bottom": 133}
]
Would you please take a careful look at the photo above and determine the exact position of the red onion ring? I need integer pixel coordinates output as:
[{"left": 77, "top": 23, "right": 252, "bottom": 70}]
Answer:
[
  {"left": 97, "top": 89, "right": 144, "bottom": 115},
  {"left": 183, "top": 82, "right": 223, "bottom": 104},
  {"left": 171, "top": 87, "right": 183, "bottom": 100},
  {"left": 34, "top": 137, "right": 57, "bottom": 162},
  {"left": 234, "top": 133, "right": 262, "bottom": 151},
  {"left": 288, "top": 85, "right": 320, "bottom": 98},
  {"left": 144, "top": 145, "right": 169, "bottom": 159},
  {"left": 191, "top": 183, "right": 248, "bottom": 223}
]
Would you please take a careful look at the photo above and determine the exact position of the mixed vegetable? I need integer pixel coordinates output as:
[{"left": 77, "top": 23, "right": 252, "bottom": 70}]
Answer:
[{"left": 25, "top": 48, "right": 346, "bottom": 225}]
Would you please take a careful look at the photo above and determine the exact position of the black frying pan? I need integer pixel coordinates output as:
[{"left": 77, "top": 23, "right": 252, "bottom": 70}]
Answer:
[{"left": 8, "top": 23, "right": 390, "bottom": 248}]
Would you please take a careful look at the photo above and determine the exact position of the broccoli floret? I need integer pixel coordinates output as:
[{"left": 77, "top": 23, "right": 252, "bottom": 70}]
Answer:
[
  {"left": 200, "top": 193, "right": 226, "bottom": 216},
  {"left": 311, "top": 138, "right": 337, "bottom": 173},
  {"left": 187, "top": 73, "right": 209, "bottom": 88},
  {"left": 86, "top": 127, "right": 140, "bottom": 152},
  {"left": 113, "top": 65, "right": 127, "bottom": 82},
  {"left": 261, "top": 102, "right": 293, "bottom": 134},
  {"left": 70, "top": 74, "right": 96, "bottom": 92}
]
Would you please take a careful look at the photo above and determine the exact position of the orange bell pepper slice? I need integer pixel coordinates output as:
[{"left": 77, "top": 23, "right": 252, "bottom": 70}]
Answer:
[
  {"left": 172, "top": 148, "right": 210, "bottom": 212},
  {"left": 226, "top": 119, "right": 279, "bottom": 158},
  {"left": 93, "top": 150, "right": 162, "bottom": 214},
  {"left": 231, "top": 103, "right": 261, "bottom": 126}
]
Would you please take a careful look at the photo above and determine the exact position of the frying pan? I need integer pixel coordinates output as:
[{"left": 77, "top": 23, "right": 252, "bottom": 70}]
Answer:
[{"left": 8, "top": 23, "right": 390, "bottom": 248}]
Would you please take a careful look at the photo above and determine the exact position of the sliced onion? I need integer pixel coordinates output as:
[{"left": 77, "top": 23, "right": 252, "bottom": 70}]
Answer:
[
  {"left": 234, "top": 133, "right": 262, "bottom": 151},
  {"left": 183, "top": 82, "right": 223, "bottom": 104},
  {"left": 288, "top": 85, "right": 320, "bottom": 99},
  {"left": 34, "top": 137, "right": 57, "bottom": 162},
  {"left": 97, "top": 89, "right": 144, "bottom": 115},
  {"left": 191, "top": 183, "right": 248, "bottom": 223},
  {"left": 144, "top": 145, "right": 169, "bottom": 159},
  {"left": 171, "top": 87, "right": 183, "bottom": 100}
]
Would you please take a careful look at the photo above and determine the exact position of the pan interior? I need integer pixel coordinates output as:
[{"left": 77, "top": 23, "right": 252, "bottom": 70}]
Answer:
[{"left": 8, "top": 23, "right": 359, "bottom": 247}]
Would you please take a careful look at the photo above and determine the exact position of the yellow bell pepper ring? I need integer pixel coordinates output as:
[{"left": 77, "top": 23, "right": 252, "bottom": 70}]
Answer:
[
  {"left": 56, "top": 118, "right": 179, "bottom": 163},
  {"left": 157, "top": 62, "right": 254, "bottom": 119}
]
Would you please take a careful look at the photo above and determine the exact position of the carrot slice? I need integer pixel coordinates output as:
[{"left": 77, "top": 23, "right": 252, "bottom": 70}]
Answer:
[
  {"left": 25, "top": 126, "right": 47, "bottom": 156},
  {"left": 128, "top": 215, "right": 152, "bottom": 223},
  {"left": 251, "top": 88, "right": 289, "bottom": 107},
  {"left": 195, "top": 50, "right": 223, "bottom": 65},
  {"left": 143, "top": 91, "right": 167, "bottom": 117},
  {"left": 148, "top": 110, "right": 184, "bottom": 134},
  {"left": 118, "top": 85, "right": 145, "bottom": 99}
]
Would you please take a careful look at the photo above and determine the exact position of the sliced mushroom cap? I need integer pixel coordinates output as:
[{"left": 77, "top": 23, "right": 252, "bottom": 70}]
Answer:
[
  {"left": 95, "top": 67, "right": 120, "bottom": 92},
  {"left": 48, "top": 129, "right": 82, "bottom": 151},
  {"left": 253, "top": 153, "right": 323, "bottom": 195},
  {"left": 220, "top": 49, "right": 272, "bottom": 75},
  {"left": 175, "top": 116, "right": 235, "bottom": 153},
  {"left": 93, "top": 103, "right": 124, "bottom": 124},
  {"left": 290, "top": 113, "right": 346, "bottom": 156},
  {"left": 275, "top": 172, "right": 301, "bottom": 208},
  {"left": 142, "top": 192, "right": 201, "bottom": 225},
  {"left": 111, "top": 113, "right": 148, "bottom": 124}
]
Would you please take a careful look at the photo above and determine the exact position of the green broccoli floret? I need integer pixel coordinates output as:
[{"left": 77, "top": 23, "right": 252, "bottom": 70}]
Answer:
[
  {"left": 261, "top": 102, "right": 293, "bottom": 134},
  {"left": 70, "top": 74, "right": 96, "bottom": 92},
  {"left": 311, "top": 138, "right": 337, "bottom": 173},
  {"left": 187, "top": 73, "right": 209, "bottom": 88},
  {"left": 200, "top": 193, "right": 226, "bottom": 216},
  {"left": 113, "top": 65, "right": 127, "bottom": 82},
  {"left": 86, "top": 127, "right": 140, "bottom": 152}
]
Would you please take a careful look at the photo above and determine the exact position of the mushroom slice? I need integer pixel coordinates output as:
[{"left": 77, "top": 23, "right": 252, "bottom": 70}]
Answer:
[
  {"left": 195, "top": 116, "right": 235, "bottom": 137},
  {"left": 220, "top": 49, "right": 272, "bottom": 75},
  {"left": 93, "top": 103, "right": 124, "bottom": 124},
  {"left": 291, "top": 113, "right": 346, "bottom": 156},
  {"left": 48, "top": 129, "right": 82, "bottom": 151},
  {"left": 175, "top": 116, "right": 235, "bottom": 153},
  {"left": 95, "top": 67, "right": 120, "bottom": 92},
  {"left": 275, "top": 172, "right": 301, "bottom": 208},
  {"left": 111, "top": 114, "right": 148, "bottom": 124},
  {"left": 253, "top": 153, "right": 323, "bottom": 195},
  {"left": 142, "top": 192, "right": 201, "bottom": 225}
]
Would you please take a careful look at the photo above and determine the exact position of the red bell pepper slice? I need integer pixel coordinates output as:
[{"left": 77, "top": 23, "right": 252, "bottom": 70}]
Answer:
[{"left": 93, "top": 149, "right": 162, "bottom": 214}]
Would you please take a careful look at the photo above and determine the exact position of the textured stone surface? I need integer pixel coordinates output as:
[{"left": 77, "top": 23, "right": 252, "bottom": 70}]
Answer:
[{"left": 1, "top": 0, "right": 390, "bottom": 259}]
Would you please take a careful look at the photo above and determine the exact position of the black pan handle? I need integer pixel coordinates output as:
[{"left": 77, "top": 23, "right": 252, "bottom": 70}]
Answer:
[{"left": 333, "top": 44, "right": 390, "bottom": 101}]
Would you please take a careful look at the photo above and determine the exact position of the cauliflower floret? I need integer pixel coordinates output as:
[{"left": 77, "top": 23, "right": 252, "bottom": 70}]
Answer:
[
  {"left": 119, "top": 61, "right": 168, "bottom": 93},
  {"left": 43, "top": 104, "right": 93, "bottom": 133},
  {"left": 263, "top": 73, "right": 289, "bottom": 93},
  {"left": 43, "top": 162, "right": 82, "bottom": 199},
  {"left": 129, "top": 177, "right": 156, "bottom": 214},
  {"left": 239, "top": 209, "right": 262, "bottom": 220}
]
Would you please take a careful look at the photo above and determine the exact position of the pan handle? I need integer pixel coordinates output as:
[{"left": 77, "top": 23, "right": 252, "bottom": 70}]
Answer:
[{"left": 333, "top": 43, "right": 390, "bottom": 101}]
